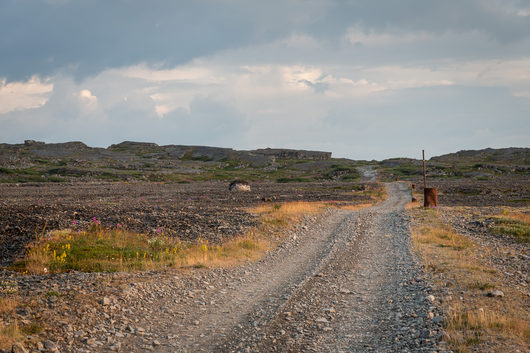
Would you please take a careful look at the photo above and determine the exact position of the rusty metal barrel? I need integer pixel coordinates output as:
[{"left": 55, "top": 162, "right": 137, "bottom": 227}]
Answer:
[{"left": 424, "top": 188, "right": 438, "bottom": 207}]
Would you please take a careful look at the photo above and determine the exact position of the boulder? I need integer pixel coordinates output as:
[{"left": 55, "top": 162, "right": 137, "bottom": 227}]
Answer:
[{"left": 229, "top": 180, "right": 250, "bottom": 192}]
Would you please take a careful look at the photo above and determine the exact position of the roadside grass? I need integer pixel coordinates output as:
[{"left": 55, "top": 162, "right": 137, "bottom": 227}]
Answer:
[
  {"left": 11, "top": 225, "right": 270, "bottom": 274},
  {"left": 411, "top": 208, "right": 530, "bottom": 352},
  {"left": 0, "top": 297, "right": 21, "bottom": 350},
  {"left": 490, "top": 209, "right": 530, "bottom": 243},
  {"left": 11, "top": 191, "right": 384, "bottom": 275},
  {"left": 249, "top": 201, "right": 328, "bottom": 227},
  {"left": 249, "top": 199, "right": 378, "bottom": 228}
]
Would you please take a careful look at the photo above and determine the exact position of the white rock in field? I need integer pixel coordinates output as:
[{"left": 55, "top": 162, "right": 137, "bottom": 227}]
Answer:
[{"left": 228, "top": 180, "right": 251, "bottom": 192}]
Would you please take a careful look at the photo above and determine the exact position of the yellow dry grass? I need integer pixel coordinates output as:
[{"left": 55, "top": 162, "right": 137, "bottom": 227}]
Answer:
[
  {"left": 411, "top": 208, "right": 530, "bottom": 352},
  {"left": 0, "top": 297, "right": 21, "bottom": 350},
  {"left": 499, "top": 209, "right": 530, "bottom": 223},
  {"left": 0, "top": 297, "right": 18, "bottom": 316},
  {"left": 250, "top": 200, "right": 375, "bottom": 225},
  {"left": 172, "top": 235, "right": 271, "bottom": 269}
]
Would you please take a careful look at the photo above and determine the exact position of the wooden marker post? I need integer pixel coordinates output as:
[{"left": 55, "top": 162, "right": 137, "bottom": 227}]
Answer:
[
  {"left": 422, "top": 150, "right": 427, "bottom": 189},
  {"left": 423, "top": 149, "right": 438, "bottom": 207}
]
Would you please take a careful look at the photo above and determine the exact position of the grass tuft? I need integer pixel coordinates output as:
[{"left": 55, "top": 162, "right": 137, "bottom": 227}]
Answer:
[{"left": 491, "top": 212, "right": 530, "bottom": 243}]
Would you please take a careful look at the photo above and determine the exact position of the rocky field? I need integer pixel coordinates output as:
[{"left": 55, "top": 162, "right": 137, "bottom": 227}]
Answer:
[{"left": 0, "top": 181, "right": 377, "bottom": 267}]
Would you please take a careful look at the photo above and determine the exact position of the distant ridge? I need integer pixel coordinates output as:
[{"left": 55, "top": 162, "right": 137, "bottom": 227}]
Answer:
[{"left": 430, "top": 147, "right": 530, "bottom": 165}]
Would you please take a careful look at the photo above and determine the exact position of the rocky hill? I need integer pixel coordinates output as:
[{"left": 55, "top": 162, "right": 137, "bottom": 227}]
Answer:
[
  {"left": 378, "top": 147, "right": 530, "bottom": 180},
  {"left": 0, "top": 140, "right": 344, "bottom": 183},
  {"left": 0, "top": 141, "right": 527, "bottom": 183}
]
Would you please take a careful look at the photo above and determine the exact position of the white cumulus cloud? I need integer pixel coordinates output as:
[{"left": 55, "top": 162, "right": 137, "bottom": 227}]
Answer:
[{"left": 0, "top": 76, "right": 53, "bottom": 114}]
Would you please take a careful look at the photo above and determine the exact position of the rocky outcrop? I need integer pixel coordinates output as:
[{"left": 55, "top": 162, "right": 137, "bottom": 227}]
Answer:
[{"left": 252, "top": 148, "right": 331, "bottom": 160}]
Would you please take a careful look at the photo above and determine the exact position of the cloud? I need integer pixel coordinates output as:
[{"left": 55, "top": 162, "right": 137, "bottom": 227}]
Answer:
[
  {"left": 0, "top": 76, "right": 53, "bottom": 114},
  {"left": 78, "top": 89, "right": 98, "bottom": 108},
  {"left": 1, "top": 1, "right": 529, "bottom": 158}
]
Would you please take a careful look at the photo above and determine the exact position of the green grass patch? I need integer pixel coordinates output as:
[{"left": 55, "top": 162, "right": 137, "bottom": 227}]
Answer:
[
  {"left": 12, "top": 225, "right": 269, "bottom": 274},
  {"left": 468, "top": 281, "right": 496, "bottom": 291},
  {"left": 276, "top": 177, "right": 312, "bottom": 183},
  {"left": 492, "top": 217, "right": 530, "bottom": 243}
]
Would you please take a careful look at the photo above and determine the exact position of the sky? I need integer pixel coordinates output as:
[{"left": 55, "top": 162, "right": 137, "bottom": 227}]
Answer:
[{"left": 0, "top": 0, "right": 529, "bottom": 160}]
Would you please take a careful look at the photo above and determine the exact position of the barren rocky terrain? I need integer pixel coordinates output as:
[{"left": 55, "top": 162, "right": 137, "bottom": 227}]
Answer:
[
  {"left": 0, "top": 181, "right": 377, "bottom": 267},
  {"left": 1, "top": 145, "right": 528, "bottom": 352},
  {"left": 1, "top": 183, "right": 446, "bottom": 353}
]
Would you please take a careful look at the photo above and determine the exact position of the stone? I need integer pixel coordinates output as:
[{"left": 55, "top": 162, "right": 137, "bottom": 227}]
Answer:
[
  {"left": 426, "top": 295, "right": 435, "bottom": 303},
  {"left": 85, "top": 338, "right": 96, "bottom": 346},
  {"left": 228, "top": 180, "right": 251, "bottom": 192},
  {"left": 152, "top": 340, "right": 161, "bottom": 346},
  {"left": 11, "top": 342, "right": 28, "bottom": 353},
  {"left": 427, "top": 312, "right": 434, "bottom": 319},
  {"left": 102, "top": 297, "right": 111, "bottom": 306},
  {"left": 43, "top": 340, "right": 58, "bottom": 352},
  {"left": 315, "top": 317, "right": 328, "bottom": 323},
  {"left": 486, "top": 290, "right": 504, "bottom": 298}
]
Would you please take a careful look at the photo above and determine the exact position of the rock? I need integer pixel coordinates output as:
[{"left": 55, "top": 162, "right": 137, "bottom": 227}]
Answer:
[
  {"left": 426, "top": 295, "right": 435, "bottom": 303},
  {"left": 152, "top": 340, "right": 161, "bottom": 346},
  {"left": 486, "top": 290, "right": 504, "bottom": 298},
  {"left": 11, "top": 342, "right": 28, "bottom": 353},
  {"left": 228, "top": 180, "right": 250, "bottom": 192},
  {"left": 427, "top": 312, "right": 434, "bottom": 319},
  {"left": 36, "top": 342, "right": 44, "bottom": 351},
  {"left": 109, "top": 344, "right": 121, "bottom": 352},
  {"left": 24, "top": 140, "right": 45, "bottom": 146},
  {"left": 102, "top": 297, "right": 111, "bottom": 306},
  {"left": 43, "top": 340, "right": 58, "bottom": 352},
  {"left": 315, "top": 317, "right": 328, "bottom": 323},
  {"left": 85, "top": 338, "right": 96, "bottom": 346}
]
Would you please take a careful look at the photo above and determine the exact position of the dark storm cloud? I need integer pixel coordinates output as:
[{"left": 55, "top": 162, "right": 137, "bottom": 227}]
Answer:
[
  {"left": 0, "top": 0, "right": 272, "bottom": 80},
  {"left": 2, "top": 0, "right": 530, "bottom": 81}
]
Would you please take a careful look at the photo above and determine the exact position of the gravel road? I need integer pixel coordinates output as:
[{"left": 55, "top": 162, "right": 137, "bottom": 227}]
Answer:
[
  {"left": 1, "top": 183, "right": 445, "bottom": 353},
  {"left": 120, "top": 183, "right": 444, "bottom": 352}
]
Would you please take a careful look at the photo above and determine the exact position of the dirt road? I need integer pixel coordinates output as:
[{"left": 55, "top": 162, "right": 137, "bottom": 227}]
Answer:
[
  {"left": 115, "top": 183, "right": 443, "bottom": 352},
  {"left": 1, "top": 182, "right": 444, "bottom": 353}
]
